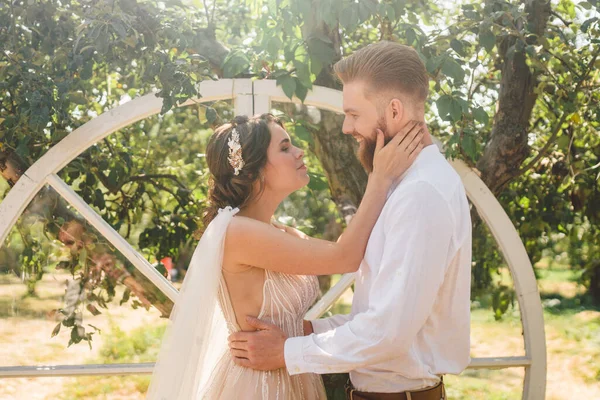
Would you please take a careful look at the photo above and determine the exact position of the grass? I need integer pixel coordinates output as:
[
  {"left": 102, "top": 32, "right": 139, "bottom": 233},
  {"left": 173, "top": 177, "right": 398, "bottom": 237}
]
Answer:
[
  {"left": 448, "top": 262, "right": 600, "bottom": 399},
  {"left": 445, "top": 368, "right": 524, "bottom": 400},
  {"left": 57, "top": 323, "right": 166, "bottom": 400},
  {"left": 0, "top": 271, "right": 167, "bottom": 400}
]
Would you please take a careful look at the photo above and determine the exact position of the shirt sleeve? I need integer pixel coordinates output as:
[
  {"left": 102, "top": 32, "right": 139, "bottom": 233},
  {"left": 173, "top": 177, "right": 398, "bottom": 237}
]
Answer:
[
  {"left": 284, "top": 182, "right": 455, "bottom": 375},
  {"left": 310, "top": 314, "right": 352, "bottom": 335}
]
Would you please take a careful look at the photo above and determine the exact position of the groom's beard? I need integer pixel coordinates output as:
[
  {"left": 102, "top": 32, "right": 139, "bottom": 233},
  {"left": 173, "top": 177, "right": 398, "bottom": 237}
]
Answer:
[{"left": 358, "top": 117, "right": 389, "bottom": 173}]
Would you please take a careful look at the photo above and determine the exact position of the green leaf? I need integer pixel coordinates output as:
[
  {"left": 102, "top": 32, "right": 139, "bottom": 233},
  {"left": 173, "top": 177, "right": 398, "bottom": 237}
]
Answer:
[
  {"left": 295, "top": 124, "right": 313, "bottom": 145},
  {"left": 340, "top": 4, "right": 359, "bottom": 30},
  {"left": 450, "top": 39, "right": 465, "bottom": 56},
  {"left": 270, "top": 69, "right": 290, "bottom": 79},
  {"left": 405, "top": 28, "right": 417, "bottom": 45},
  {"left": 461, "top": 135, "right": 477, "bottom": 159},
  {"left": 320, "top": 0, "right": 341, "bottom": 27},
  {"left": 556, "top": 134, "right": 570, "bottom": 151},
  {"left": 294, "top": 0, "right": 312, "bottom": 17},
  {"left": 222, "top": 50, "right": 250, "bottom": 78},
  {"left": 80, "top": 61, "right": 93, "bottom": 80},
  {"left": 15, "top": 136, "right": 31, "bottom": 159},
  {"left": 96, "top": 32, "right": 109, "bottom": 54},
  {"left": 86, "top": 304, "right": 102, "bottom": 316},
  {"left": 51, "top": 323, "right": 61, "bottom": 338},
  {"left": 120, "top": 288, "right": 131, "bottom": 306},
  {"left": 379, "top": 3, "right": 396, "bottom": 20},
  {"left": 579, "top": 1, "right": 592, "bottom": 10},
  {"left": 307, "top": 172, "right": 329, "bottom": 191},
  {"left": 308, "top": 37, "right": 335, "bottom": 75},
  {"left": 391, "top": 0, "right": 405, "bottom": 17},
  {"left": 479, "top": 30, "right": 496, "bottom": 53},
  {"left": 436, "top": 95, "right": 453, "bottom": 120},
  {"left": 455, "top": 96, "right": 470, "bottom": 114},
  {"left": 277, "top": 74, "right": 297, "bottom": 99},
  {"left": 473, "top": 107, "right": 490, "bottom": 125},
  {"left": 78, "top": 248, "right": 88, "bottom": 268},
  {"left": 295, "top": 80, "right": 309, "bottom": 103},
  {"left": 111, "top": 20, "right": 127, "bottom": 39},
  {"left": 267, "top": 36, "right": 282, "bottom": 57},
  {"left": 436, "top": 95, "right": 463, "bottom": 121},
  {"left": 107, "top": 168, "right": 118, "bottom": 187},
  {"left": 581, "top": 17, "right": 598, "bottom": 33},
  {"left": 63, "top": 315, "right": 75, "bottom": 328},
  {"left": 206, "top": 107, "right": 217, "bottom": 124},
  {"left": 441, "top": 57, "right": 465, "bottom": 83},
  {"left": 69, "top": 325, "right": 84, "bottom": 346},
  {"left": 449, "top": 99, "right": 463, "bottom": 122},
  {"left": 69, "top": 91, "right": 87, "bottom": 105},
  {"left": 284, "top": 43, "right": 299, "bottom": 62},
  {"left": 463, "top": 9, "right": 479, "bottom": 19},
  {"left": 94, "top": 189, "right": 106, "bottom": 210},
  {"left": 357, "top": 0, "right": 377, "bottom": 22},
  {"left": 294, "top": 61, "right": 312, "bottom": 88},
  {"left": 425, "top": 55, "right": 444, "bottom": 74}
]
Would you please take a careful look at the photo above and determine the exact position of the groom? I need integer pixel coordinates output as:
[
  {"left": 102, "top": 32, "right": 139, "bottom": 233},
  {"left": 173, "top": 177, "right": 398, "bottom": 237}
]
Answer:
[{"left": 228, "top": 41, "right": 472, "bottom": 399}]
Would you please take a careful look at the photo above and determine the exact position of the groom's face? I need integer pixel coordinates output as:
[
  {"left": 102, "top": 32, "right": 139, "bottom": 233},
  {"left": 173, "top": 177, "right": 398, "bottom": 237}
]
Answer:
[{"left": 341, "top": 80, "right": 391, "bottom": 172}]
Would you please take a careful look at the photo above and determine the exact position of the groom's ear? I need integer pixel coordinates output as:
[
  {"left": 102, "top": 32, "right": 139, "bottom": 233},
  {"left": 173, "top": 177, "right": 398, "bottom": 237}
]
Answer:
[{"left": 388, "top": 98, "right": 404, "bottom": 123}]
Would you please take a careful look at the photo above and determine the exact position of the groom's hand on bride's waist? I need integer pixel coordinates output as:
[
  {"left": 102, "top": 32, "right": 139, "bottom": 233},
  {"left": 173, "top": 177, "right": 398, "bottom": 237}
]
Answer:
[
  {"left": 303, "top": 319, "right": 314, "bottom": 335},
  {"left": 228, "top": 316, "right": 288, "bottom": 371}
]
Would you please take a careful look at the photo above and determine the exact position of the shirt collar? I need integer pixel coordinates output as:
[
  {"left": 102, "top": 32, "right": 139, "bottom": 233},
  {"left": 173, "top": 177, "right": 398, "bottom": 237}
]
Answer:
[{"left": 386, "top": 143, "right": 441, "bottom": 198}]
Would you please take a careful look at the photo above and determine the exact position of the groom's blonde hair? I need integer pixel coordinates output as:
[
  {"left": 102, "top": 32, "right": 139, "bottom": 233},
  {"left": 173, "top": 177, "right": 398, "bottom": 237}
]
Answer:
[{"left": 333, "top": 41, "right": 429, "bottom": 103}]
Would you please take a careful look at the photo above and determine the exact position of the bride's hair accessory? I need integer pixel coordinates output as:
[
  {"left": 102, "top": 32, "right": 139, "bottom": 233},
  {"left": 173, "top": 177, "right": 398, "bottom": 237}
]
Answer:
[{"left": 227, "top": 128, "right": 244, "bottom": 176}]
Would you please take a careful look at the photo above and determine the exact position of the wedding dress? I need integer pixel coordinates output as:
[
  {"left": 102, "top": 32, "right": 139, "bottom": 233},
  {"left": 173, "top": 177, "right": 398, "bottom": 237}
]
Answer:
[{"left": 146, "top": 207, "right": 327, "bottom": 400}]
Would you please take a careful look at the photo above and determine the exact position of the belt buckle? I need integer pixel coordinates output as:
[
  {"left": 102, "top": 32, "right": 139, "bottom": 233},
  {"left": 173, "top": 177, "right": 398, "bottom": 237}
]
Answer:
[
  {"left": 345, "top": 379, "right": 355, "bottom": 400},
  {"left": 346, "top": 386, "right": 355, "bottom": 400}
]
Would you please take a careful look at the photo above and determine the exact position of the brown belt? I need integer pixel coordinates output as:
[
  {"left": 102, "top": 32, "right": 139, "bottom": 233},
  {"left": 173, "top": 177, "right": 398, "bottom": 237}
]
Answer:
[{"left": 345, "top": 378, "right": 446, "bottom": 400}]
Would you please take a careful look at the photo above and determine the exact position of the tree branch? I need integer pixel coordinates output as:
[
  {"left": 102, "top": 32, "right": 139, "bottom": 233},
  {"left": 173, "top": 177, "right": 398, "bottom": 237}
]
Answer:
[
  {"left": 475, "top": 0, "right": 552, "bottom": 195},
  {"left": 550, "top": 10, "right": 572, "bottom": 27},
  {"left": 126, "top": 173, "right": 187, "bottom": 189},
  {"left": 203, "top": 0, "right": 211, "bottom": 26},
  {"left": 495, "top": 46, "right": 600, "bottom": 190}
]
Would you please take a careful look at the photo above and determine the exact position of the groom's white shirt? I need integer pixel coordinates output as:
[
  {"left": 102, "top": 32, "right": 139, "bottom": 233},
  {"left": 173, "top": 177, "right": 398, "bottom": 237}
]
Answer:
[{"left": 284, "top": 144, "right": 472, "bottom": 392}]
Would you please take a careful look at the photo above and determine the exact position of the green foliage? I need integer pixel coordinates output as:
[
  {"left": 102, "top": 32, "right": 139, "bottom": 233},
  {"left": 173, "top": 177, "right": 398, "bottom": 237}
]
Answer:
[
  {"left": 59, "top": 322, "right": 167, "bottom": 399},
  {"left": 99, "top": 322, "right": 166, "bottom": 362}
]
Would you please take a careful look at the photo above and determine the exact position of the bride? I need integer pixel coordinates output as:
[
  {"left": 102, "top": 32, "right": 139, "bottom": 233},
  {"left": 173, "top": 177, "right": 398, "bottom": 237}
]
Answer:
[{"left": 147, "top": 113, "right": 423, "bottom": 399}]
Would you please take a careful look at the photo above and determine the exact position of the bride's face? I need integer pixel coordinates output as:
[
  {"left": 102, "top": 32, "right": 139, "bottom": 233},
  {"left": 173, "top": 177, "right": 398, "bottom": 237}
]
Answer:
[{"left": 261, "top": 122, "right": 309, "bottom": 195}]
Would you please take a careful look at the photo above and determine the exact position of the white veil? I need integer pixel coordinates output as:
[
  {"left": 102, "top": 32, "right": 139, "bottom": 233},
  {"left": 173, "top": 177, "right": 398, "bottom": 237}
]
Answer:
[{"left": 146, "top": 206, "right": 239, "bottom": 400}]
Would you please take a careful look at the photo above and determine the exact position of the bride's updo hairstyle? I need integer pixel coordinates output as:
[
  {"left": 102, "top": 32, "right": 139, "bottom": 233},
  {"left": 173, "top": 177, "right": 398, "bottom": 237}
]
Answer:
[{"left": 203, "top": 113, "right": 283, "bottom": 226}]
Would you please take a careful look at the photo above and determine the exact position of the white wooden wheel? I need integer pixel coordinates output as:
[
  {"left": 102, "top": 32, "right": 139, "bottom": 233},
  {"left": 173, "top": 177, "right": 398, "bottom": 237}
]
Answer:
[{"left": 0, "top": 79, "right": 546, "bottom": 399}]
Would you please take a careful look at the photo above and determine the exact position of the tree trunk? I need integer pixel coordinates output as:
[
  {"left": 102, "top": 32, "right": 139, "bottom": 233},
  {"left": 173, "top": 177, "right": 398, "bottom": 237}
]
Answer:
[
  {"left": 301, "top": 3, "right": 369, "bottom": 219},
  {"left": 310, "top": 111, "right": 368, "bottom": 221},
  {"left": 476, "top": 0, "right": 551, "bottom": 194}
]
